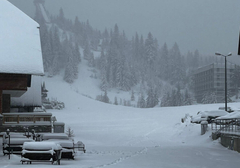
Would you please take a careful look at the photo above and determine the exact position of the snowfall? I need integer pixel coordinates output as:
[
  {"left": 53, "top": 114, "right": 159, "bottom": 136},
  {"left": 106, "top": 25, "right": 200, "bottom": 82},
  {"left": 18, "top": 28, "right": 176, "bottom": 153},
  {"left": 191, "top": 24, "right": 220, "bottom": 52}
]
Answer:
[{"left": 0, "top": 59, "right": 239, "bottom": 168}]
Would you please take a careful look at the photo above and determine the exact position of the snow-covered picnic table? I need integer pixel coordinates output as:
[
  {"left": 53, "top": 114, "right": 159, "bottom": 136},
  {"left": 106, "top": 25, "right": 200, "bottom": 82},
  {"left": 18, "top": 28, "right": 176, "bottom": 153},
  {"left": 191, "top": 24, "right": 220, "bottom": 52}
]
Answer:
[
  {"left": 21, "top": 141, "right": 62, "bottom": 165},
  {"left": 2, "top": 133, "right": 34, "bottom": 155}
]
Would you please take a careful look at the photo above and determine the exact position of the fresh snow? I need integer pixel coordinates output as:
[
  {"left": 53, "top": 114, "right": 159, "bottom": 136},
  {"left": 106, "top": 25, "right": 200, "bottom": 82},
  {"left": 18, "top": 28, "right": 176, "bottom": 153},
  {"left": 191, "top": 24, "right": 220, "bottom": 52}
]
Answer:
[
  {"left": 1, "top": 10, "right": 240, "bottom": 165},
  {"left": 1, "top": 62, "right": 240, "bottom": 167},
  {"left": 11, "top": 76, "right": 42, "bottom": 107},
  {"left": 22, "top": 142, "right": 62, "bottom": 151},
  {"left": 216, "top": 111, "right": 240, "bottom": 120},
  {"left": 0, "top": 0, "right": 44, "bottom": 75}
]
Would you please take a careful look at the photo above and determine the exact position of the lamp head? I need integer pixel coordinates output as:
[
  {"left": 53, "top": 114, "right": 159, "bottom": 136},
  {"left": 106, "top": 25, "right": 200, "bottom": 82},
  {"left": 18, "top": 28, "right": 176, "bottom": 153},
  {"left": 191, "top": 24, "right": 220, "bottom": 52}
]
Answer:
[
  {"left": 215, "top": 52, "right": 221, "bottom": 56},
  {"left": 6, "top": 129, "right": 10, "bottom": 135},
  {"left": 227, "top": 52, "right": 232, "bottom": 56}
]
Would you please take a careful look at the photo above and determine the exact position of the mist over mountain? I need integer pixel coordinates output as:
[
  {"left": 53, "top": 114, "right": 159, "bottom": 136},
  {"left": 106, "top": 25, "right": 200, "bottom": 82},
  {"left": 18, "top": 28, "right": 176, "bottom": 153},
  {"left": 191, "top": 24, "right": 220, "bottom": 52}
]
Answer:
[{"left": 9, "top": 0, "right": 240, "bottom": 55}]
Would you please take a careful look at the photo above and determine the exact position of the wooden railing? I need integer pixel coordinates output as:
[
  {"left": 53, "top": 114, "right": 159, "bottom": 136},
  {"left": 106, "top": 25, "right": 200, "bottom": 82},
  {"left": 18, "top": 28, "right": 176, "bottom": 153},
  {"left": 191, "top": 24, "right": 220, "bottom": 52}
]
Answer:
[{"left": 2, "top": 112, "right": 52, "bottom": 125}]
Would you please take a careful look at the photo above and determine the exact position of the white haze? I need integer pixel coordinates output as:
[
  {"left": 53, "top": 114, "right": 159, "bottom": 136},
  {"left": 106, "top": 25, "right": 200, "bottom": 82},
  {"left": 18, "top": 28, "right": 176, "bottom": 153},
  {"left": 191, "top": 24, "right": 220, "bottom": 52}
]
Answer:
[
  {"left": 9, "top": 0, "right": 240, "bottom": 55},
  {"left": 1, "top": 58, "right": 240, "bottom": 167}
]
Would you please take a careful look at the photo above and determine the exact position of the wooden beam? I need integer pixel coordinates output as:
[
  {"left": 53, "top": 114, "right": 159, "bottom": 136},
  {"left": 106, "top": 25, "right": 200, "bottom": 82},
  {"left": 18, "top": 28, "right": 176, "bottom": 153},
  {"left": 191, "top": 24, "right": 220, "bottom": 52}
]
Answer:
[
  {"left": 238, "top": 32, "right": 240, "bottom": 55},
  {"left": 0, "top": 73, "right": 29, "bottom": 90},
  {"left": 0, "top": 90, "right": 2, "bottom": 114}
]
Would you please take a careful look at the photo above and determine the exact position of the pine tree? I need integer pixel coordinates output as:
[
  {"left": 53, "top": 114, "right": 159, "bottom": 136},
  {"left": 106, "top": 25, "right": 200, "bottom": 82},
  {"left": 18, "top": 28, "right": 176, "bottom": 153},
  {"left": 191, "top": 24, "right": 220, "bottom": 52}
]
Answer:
[
  {"left": 63, "top": 54, "right": 75, "bottom": 83},
  {"left": 176, "top": 86, "right": 183, "bottom": 106},
  {"left": 73, "top": 42, "right": 81, "bottom": 63},
  {"left": 168, "top": 42, "right": 186, "bottom": 86},
  {"left": 160, "top": 43, "right": 169, "bottom": 80},
  {"left": 145, "top": 32, "right": 157, "bottom": 67},
  {"left": 131, "top": 90, "right": 135, "bottom": 101},
  {"left": 137, "top": 93, "right": 146, "bottom": 108},
  {"left": 161, "top": 92, "right": 171, "bottom": 107},
  {"left": 88, "top": 52, "right": 95, "bottom": 67},
  {"left": 100, "top": 72, "right": 108, "bottom": 91},
  {"left": 83, "top": 41, "right": 91, "bottom": 60},
  {"left": 114, "top": 97, "right": 118, "bottom": 105},
  {"left": 146, "top": 87, "right": 155, "bottom": 108},
  {"left": 58, "top": 8, "right": 65, "bottom": 29},
  {"left": 102, "top": 91, "right": 109, "bottom": 103},
  {"left": 184, "top": 89, "right": 192, "bottom": 105}
]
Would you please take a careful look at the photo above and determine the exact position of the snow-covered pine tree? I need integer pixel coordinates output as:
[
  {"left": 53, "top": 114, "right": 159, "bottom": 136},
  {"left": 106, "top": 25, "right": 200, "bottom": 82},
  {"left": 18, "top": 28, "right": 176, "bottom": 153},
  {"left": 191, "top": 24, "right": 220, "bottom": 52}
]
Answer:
[
  {"left": 160, "top": 43, "right": 169, "bottom": 80},
  {"left": 176, "top": 86, "right": 183, "bottom": 106},
  {"left": 102, "top": 91, "right": 109, "bottom": 103},
  {"left": 100, "top": 72, "right": 108, "bottom": 91},
  {"left": 73, "top": 42, "right": 81, "bottom": 64},
  {"left": 83, "top": 41, "right": 91, "bottom": 60},
  {"left": 114, "top": 97, "right": 118, "bottom": 105},
  {"left": 145, "top": 32, "right": 157, "bottom": 67},
  {"left": 63, "top": 52, "right": 75, "bottom": 83},
  {"left": 146, "top": 87, "right": 155, "bottom": 108},
  {"left": 131, "top": 90, "right": 135, "bottom": 101},
  {"left": 184, "top": 89, "right": 192, "bottom": 105},
  {"left": 50, "top": 26, "right": 62, "bottom": 75},
  {"left": 88, "top": 52, "right": 95, "bottom": 67},
  {"left": 137, "top": 93, "right": 146, "bottom": 108},
  {"left": 161, "top": 92, "right": 170, "bottom": 107}
]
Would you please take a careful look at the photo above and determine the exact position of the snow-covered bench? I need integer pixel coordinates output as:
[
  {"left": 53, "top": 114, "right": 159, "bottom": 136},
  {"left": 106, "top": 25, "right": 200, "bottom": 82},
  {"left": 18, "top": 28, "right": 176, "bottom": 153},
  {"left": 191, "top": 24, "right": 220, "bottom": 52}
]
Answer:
[
  {"left": 2, "top": 133, "right": 34, "bottom": 155},
  {"left": 39, "top": 133, "right": 86, "bottom": 159},
  {"left": 46, "top": 139, "right": 75, "bottom": 159},
  {"left": 21, "top": 142, "right": 62, "bottom": 165},
  {"left": 74, "top": 141, "right": 86, "bottom": 153}
]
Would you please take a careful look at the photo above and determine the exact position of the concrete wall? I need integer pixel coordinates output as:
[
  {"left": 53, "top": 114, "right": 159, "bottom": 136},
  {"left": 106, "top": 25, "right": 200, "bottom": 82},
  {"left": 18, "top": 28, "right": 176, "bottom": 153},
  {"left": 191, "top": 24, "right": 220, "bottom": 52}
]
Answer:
[{"left": 220, "top": 133, "right": 240, "bottom": 153}]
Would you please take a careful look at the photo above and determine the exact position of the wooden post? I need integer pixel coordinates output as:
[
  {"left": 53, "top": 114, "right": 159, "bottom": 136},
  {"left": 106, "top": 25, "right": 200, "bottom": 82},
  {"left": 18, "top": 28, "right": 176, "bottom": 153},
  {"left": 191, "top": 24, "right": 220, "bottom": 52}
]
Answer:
[
  {"left": 238, "top": 32, "right": 240, "bottom": 55},
  {"left": 0, "top": 90, "right": 2, "bottom": 114}
]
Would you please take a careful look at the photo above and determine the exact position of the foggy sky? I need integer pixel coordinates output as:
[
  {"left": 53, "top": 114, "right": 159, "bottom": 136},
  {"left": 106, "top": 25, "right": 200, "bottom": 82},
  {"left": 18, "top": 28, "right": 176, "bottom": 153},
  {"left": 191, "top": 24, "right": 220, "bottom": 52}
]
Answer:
[{"left": 9, "top": 0, "right": 240, "bottom": 55}]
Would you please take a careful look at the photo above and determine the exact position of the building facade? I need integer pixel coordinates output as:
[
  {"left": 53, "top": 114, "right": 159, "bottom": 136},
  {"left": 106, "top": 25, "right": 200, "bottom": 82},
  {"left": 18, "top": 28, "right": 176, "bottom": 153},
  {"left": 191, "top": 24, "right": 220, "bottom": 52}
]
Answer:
[{"left": 194, "top": 63, "right": 237, "bottom": 103}]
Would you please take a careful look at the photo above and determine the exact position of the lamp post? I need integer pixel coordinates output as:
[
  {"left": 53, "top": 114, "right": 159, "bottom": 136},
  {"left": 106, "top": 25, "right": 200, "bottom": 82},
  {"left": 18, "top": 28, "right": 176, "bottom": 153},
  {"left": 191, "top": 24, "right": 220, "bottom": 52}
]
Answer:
[
  {"left": 31, "top": 129, "right": 35, "bottom": 140},
  {"left": 215, "top": 52, "right": 232, "bottom": 112},
  {"left": 6, "top": 129, "right": 10, "bottom": 159}
]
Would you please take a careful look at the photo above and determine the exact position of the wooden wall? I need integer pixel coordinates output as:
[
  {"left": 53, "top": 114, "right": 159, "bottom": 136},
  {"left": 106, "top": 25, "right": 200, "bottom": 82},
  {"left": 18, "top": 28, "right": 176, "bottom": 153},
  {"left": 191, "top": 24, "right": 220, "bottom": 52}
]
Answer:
[{"left": 0, "top": 73, "right": 31, "bottom": 114}]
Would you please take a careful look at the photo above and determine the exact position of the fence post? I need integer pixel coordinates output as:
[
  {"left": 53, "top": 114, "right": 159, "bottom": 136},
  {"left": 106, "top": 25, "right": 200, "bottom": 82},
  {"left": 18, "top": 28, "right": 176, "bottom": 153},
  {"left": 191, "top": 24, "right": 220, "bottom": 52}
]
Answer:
[{"left": 201, "top": 121, "right": 208, "bottom": 135}]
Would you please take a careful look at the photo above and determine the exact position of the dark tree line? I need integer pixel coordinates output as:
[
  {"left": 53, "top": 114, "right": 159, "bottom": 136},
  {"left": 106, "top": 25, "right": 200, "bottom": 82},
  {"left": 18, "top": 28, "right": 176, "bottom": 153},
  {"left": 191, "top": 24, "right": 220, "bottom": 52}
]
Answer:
[{"left": 34, "top": 1, "right": 228, "bottom": 108}]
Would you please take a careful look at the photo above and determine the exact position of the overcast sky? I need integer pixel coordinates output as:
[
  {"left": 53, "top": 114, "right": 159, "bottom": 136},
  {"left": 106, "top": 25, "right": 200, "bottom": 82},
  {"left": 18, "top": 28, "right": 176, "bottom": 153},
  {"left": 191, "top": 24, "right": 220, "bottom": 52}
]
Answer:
[{"left": 9, "top": 0, "right": 240, "bottom": 55}]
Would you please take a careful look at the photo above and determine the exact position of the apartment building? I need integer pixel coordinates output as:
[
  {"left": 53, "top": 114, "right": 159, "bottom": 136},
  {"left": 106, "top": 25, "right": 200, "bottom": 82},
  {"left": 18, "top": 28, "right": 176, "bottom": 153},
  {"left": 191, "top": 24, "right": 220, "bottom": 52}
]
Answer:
[{"left": 194, "top": 63, "right": 237, "bottom": 103}]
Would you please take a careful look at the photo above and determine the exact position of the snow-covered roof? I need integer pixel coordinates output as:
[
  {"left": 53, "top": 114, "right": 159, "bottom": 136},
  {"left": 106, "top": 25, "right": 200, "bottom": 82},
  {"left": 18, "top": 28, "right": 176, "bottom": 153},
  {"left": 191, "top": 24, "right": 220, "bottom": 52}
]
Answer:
[
  {"left": 216, "top": 111, "right": 240, "bottom": 120},
  {"left": 0, "top": 0, "right": 44, "bottom": 75}
]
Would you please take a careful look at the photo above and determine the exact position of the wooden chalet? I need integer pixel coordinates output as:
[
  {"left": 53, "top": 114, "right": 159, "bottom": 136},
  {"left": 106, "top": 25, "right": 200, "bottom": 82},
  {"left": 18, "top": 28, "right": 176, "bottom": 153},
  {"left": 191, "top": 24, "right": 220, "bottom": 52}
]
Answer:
[{"left": 0, "top": 1, "right": 51, "bottom": 132}]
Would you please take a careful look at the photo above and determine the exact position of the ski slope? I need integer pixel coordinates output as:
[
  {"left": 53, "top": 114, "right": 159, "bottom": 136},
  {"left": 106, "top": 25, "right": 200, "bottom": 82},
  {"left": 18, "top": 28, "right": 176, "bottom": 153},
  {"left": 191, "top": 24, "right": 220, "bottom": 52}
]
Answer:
[{"left": 1, "top": 61, "right": 240, "bottom": 167}]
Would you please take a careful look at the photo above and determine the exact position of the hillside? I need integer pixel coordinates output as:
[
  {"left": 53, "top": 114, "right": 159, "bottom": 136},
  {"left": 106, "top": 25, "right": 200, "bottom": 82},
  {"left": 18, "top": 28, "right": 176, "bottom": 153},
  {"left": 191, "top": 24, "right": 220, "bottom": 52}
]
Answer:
[
  {"left": 40, "top": 60, "right": 240, "bottom": 167},
  {"left": 1, "top": 70, "right": 240, "bottom": 167}
]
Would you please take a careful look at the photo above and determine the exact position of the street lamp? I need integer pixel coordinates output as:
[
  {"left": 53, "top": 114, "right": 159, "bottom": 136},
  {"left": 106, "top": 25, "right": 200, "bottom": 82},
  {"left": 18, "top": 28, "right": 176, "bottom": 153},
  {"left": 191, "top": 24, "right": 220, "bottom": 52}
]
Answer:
[
  {"left": 6, "top": 129, "right": 10, "bottom": 159},
  {"left": 215, "top": 52, "right": 232, "bottom": 112}
]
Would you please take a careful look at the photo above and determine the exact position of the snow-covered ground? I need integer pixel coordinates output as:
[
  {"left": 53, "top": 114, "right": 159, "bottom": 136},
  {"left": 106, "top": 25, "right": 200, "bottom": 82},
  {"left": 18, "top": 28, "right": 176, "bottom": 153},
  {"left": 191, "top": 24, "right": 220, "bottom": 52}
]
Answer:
[{"left": 1, "top": 60, "right": 240, "bottom": 167}]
